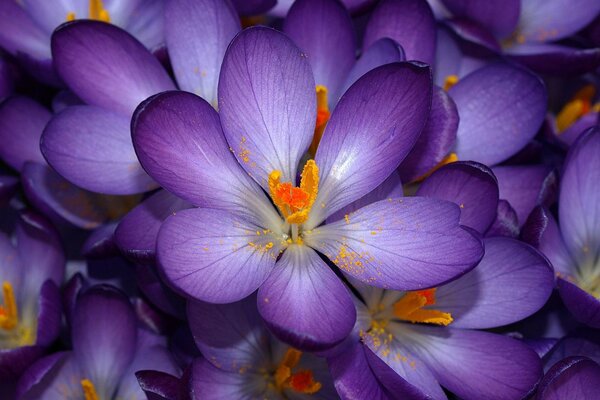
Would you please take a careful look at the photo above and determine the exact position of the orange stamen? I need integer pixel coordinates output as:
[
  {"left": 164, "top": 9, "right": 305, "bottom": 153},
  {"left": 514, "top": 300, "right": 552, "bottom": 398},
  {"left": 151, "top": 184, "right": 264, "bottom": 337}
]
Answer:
[
  {"left": 269, "top": 160, "right": 319, "bottom": 224},
  {"left": 443, "top": 75, "right": 459, "bottom": 91},
  {"left": 274, "top": 348, "right": 322, "bottom": 394},
  {"left": 0, "top": 281, "right": 18, "bottom": 330},
  {"left": 414, "top": 152, "right": 458, "bottom": 182},
  {"left": 309, "top": 85, "right": 330, "bottom": 156},
  {"left": 81, "top": 379, "right": 99, "bottom": 400},
  {"left": 556, "top": 84, "right": 598, "bottom": 133},
  {"left": 393, "top": 288, "right": 453, "bottom": 326},
  {"left": 66, "top": 0, "right": 111, "bottom": 23}
]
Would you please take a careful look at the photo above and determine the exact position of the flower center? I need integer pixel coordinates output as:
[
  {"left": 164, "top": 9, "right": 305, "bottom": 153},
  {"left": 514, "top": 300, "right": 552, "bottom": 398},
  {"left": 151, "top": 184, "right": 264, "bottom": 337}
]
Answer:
[
  {"left": 81, "top": 379, "right": 99, "bottom": 400},
  {"left": 309, "top": 85, "right": 331, "bottom": 156},
  {"left": 274, "top": 348, "right": 322, "bottom": 395},
  {"left": 0, "top": 281, "right": 18, "bottom": 331},
  {"left": 269, "top": 160, "right": 319, "bottom": 225},
  {"left": 393, "top": 289, "right": 453, "bottom": 326},
  {"left": 66, "top": 0, "right": 111, "bottom": 23},
  {"left": 556, "top": 84, "right": 600, "bottom": 133}
]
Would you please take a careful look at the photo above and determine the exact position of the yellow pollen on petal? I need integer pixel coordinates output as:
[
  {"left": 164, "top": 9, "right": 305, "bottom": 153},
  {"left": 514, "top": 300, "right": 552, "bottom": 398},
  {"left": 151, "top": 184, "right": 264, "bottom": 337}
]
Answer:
[
  {"left": 0, "top": 281, "right": 18, "bottom": 330},
  {"left": 443, "top": 75, "right": 459, "bottom": 92},
  {"left": 274, "top": 348, "right": 322, "bottom": 395},
  {"left": 66, "top": 0, "right": 111, "bottom": 23},
  {"left": 268, "top": 160, "right": 319, "bottom": 224},
  {"left": 81, "top": 379, "right": 99, "bottom": 400},
  {"left": 556, "top": 84, "right": 597, "bottom": 133},
  {"left": 414, "top": 152, "right": 458, "bottom": 182},
  {"left": 393, "top": 289, "right": 453, "bottom": 326},
  {"left": 309, "top": 85, "right": 331, "bottom": 156}
]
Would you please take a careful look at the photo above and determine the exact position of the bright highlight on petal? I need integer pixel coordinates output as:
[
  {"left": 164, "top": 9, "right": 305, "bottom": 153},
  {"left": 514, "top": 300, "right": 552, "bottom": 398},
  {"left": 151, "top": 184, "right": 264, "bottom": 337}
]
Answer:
[
  {"left": 274, "top": 348, "right": 322, "bottom": 394},
  {"left": 556, "top": 84, "right": 600, "bottom": 133},
  {"left": 443, "top": 75, "right": 459, "bottom": 92},
  {"left": 309, "top": 85, "right": 331, "bottom": 156},
  {"left": 269, "top": 160, "right": 319, "bottom": 224},
  {"left": 81, "top": 379, "right": 99, "bottom": 400},
  {"left": 393, "top": 289, "right": 453, "bottom": 326},
  {"left": 66, "top": 0, "right": 111, "bottom": 23},
  {"left": 0, "top": 281, "right": 18, "bottom": 330}
]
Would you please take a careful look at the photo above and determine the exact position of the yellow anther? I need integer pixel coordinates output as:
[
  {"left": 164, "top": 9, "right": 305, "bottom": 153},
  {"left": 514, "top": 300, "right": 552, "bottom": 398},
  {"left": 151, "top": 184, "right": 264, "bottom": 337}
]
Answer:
[
  {"left": 443, "top": 75, "right": 459, "bottom": 92},
  {"left": 268, "top": 160, "right": 319, "bottom": 224},
  {"left": 0, "top": 281, "right": 18, "bottom": 330},
  {"left": 556, "top": 84, "right": 597, "bottom": 133},
  {"left": 81, "top": 379, "right": 99, "bottom": 400},
  {"left": 309, "top": 85, "right": 330, "bottom": 156},
  {"left": 66, "top": 0, "right": 111, "bottom": 23},
  {"left": 414, "top": 152, "right": 458, "bottom": 182},
  {"left": 66, "top": 12, "right": 76, "bottom": 21},
  {"left": 274, "top": 348, "right": 322, "bottom": 394},
  {"left": 393, "top": 289, "right": 453, "bottom": 326}
]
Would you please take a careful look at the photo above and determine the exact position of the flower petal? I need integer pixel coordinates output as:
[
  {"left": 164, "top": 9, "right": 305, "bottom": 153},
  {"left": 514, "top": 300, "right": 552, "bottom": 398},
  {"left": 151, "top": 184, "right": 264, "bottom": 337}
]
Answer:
[
  {"left": 557, "top": 278, "right": 600, "bottom": 329},
  {"left": 506, "top": 43, "right": 600, "bottom": 75},
  {"left": 449, "top": 62, "right": 547, "bottom": 165},
  {"left": 231, "top": 0, "right": 276, "bottom": 15},
  {"left": 41, "top": 105, "right": 157, "bottom": 195},
  {"left": 257, "top": 245, "right": 356, "bottom": 351},
  {"left": 157, "top": 208, "right": 283, "bottom": 303},
  {"left": 308, "top": 62, "right": 432, "bottom": 227},
  {"left": 284, "top": 0, "right": 356, "bottom": 103},
  {"left": 485, "top": 199, "right": 520, "bottom": 238},
  {"left": 189, "top": 358, "right": 267, "bottom": 399},
  {"left": 305, "top": 197, "right": 483, "bottom": 290},
  {"left": 35, "top": 280, "right": 62, "bottom": 346},
  {"left": 435, "top": 237, "right": 554, "bottom": 329},
  {"left": 218, "top": 26, "right": 316, "bottom": 190},
  {"left": 165, "top": 0, "right": 239, "bottom": 106},
  {"left": 363, "top": 0, "right": 436, "bottom": 64},
  {"left": 440, "top": 0, "right": 520, "bottom": 38},
  {"left": 51, "top": 20, "right": 175, "bottom": 116},
  {"left": 537, "top": 356, "right": 600, "bottom": 400},
  {"left": 417, "top": 161, "right": 498, "bottom": 233}
]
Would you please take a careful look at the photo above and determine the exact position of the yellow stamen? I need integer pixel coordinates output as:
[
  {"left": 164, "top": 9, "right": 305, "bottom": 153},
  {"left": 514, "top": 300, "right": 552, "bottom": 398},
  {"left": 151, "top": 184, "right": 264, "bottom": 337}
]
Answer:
[
  {"left": 274, "top": 348, "right": 322, "bottom": 394},
  {"left": 66, "top": 0, "right": 111, "bottom": 23},
  {"left": 414, "top": 152, "right": 458, "bottom": 182},
  {"left": 556, "top": 84, "right": 597, "bottom": 133},
  {"left": 268, "top": 160, "right": 319, "bottom": 224},
  {"left": 443, "top": 75, "right": 459, "bottom": 92},
  {"left": 309, "top": 85, "right": 331, "bottom": 156},
  {"left": 66, "top": 12, "right": 76, "bottom": 21},
  {"left": 0, "top": 281, "right": 18, "bottom": 330},
  {"left": 81, "top": 379, "right": 99, "bottom": 400},
  {"left": 393, "top": 289, "right": 453, "bottom": 326}
]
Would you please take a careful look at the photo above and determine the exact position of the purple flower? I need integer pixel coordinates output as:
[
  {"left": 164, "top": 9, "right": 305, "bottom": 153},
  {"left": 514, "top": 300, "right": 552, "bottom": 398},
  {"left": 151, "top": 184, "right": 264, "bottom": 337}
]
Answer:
[
  {"left": 0, "top": 212, "right": 64, "bottom": 380},
  {"left": 0, "top": 0, "right": 164, "bottom": 85},
  {"left": 523, "top": 127, "right": 600, "bottom": 328},
  {"left": 17, "top": 285, "right": 179, "bottom": 399},
  {"left": 132, "top": 26, "right": 483, "bottom": 350}
]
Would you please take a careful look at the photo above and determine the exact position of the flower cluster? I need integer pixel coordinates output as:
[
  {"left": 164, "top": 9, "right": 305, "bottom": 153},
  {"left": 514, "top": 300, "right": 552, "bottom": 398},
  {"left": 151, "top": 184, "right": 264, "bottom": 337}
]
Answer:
[{"left": 0, "top": 0, "right": 599, "bottom": 399}]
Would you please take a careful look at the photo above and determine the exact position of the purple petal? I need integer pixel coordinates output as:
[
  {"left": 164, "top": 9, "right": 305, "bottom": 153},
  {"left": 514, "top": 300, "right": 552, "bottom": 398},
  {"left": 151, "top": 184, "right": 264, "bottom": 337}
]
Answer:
[
  {"left": 218, "top": 27, "right": 315, "bottom": 190},
  {"left": 115, "top": 190, "right": 191, "bottom": 263},
  {"left": 341, "top": 38, "right": 405, "bottom": 98},
  {"left": 449, "top": 62, "right": 547, "bottom": 165},
  {"left": 417, "top": 161, "right": 499, "bottom": 233},
  {"left": 517, "top": 0, "right": 600, "bottom": 43},
  {"left": 399, "top": 86, "right": 458, "bottom": 183},
  {"left": 440, "top": 0, "right": 520, "bottom": 38},
  {"left": 485, "top": 199, "right": 520, "bottom": 238},
  {"left": 0, "top": 229, "right": 22, "bottom": 293},
  {"left": 444, "top": 18, "right": 502, "bottom": 51},
  {"left": 305, "top": 197, "right": 484, "bottom": 290},
  {"left": 35, "top": 280, "right": 62, "bottom": 346},
  {"left": 0, "top": 175, "right": 18, "bottom": 205},
  {"left": 81, "top": 222, "right": 119, "bottom": 258},
  {"left": 15, "top": 352, "right": 66, "bottom": 399},
  {"left": 363, "top": 0, "right": 436, "bottom": 64},
  {"left": 553, "top": 111, "right": 599, "bottom": 147},
  {"left": 558, "top": 127, "right": 600, "bottom": 266},
  {"left": 72, "top": 285, "right": 137, "bottom": 399},
  {"left": 232, "top": 0, "right": 276, "bottom": 15},
  {"left": 0, "top": 96, "right": 49, "bottom": 171},
  {"left": 21, "top": 0, "right": 73, "bottom": 34},
  {"left": 400, "top": 326, "right": 542, "bottom": 400},
  {"left": 51, "top": 20, "right": 175, "bottom": 116},
  {"left": 165, "top": 0, "right": 240, "bottom": 106},
  {"left": 308, "top": 62, "right": 432, "bottom": 227},
  {"left": 157, "top": 208, "right": 282, "bottom": 303},
  {"left": 284, "top": 0, "right": 356, "bottom": 103},
  {"left": 506, "top": 43, "right": 600, "bottom": 75},
  {"left": 543, "top": 331, "right": 600, "bottom": 370},
  {"left": 17, "top": 352, "right": 85, "bottom": 399},
  {"left": 435, "top": 237, "right": 554, "bottom": 329},
  {"left": 257, "top": 245, "right": 356, "bottom": 351},
  {"left": 136, "top": 370, "right": 182, "bottom": 400},
  {"left": 135, "top": 265, "right": 186, "bottom": 319},
  {"left": 187, "top": 295, "right": 269, "bottom": 372},
  {"left": 557, "top": 278, "right": 600, "bottom": 329},
  {"left": 0, "top": 345, "right": 45, "bottom": 381},
  {"left": 41, "top": 105, "right": 157, "bottom": 195},
  {"left": 123, "top": 0, "right": 165, "bottom": 51},
  {"left": 131, "top": 91, "right": 274, "bottom": 223},
  {"left": 537, "top": 356, "right": 600, "bottom": 400},
  {"left": 493, "top": 165, "right": 557, "bottom": 226},
  {"left": 188, "top": 358, "right": 265, "bottom": 399}
]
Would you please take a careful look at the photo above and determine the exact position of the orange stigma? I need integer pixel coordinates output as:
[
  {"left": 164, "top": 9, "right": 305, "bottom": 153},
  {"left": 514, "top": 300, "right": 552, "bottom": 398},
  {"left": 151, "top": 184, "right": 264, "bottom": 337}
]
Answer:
[
  {"left": 443, "top": 75, "right": 459, "bottom": 91},
  {"left": 414, "top": 152, "right": 458, "bottom": 182},
  {"left": 393, "top": 288, "right": 453, "bottom": 326},
  {"left": 274, "top": 348, "right": 322, "bottom": 394},
  {"left": 81, "top": 379, "right": 99, "bottom": 400},
  {"left": 556, "top": 84, "right": 600, "bottom": 133},
  {"left": 67, "top": 0, "right": 111, "bottom": 23},
  {"left": 269, "top": 160, "right": 319, "bottom": 224},
  {"left": 309, "top": 85, "right": 330, "bottom": 156},
  {"left": 0, "top": 281, "right": 18, "bottom": 330}
]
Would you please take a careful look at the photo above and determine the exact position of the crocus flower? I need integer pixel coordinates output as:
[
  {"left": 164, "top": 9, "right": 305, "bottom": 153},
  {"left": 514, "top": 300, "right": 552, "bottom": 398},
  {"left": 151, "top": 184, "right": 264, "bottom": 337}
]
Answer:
[
  {"left": 132, "top": 26, "right": 483, "bottom": 351},
  {"left": 0, "top": 0, "right": 164, "bottom": 85},
  {"left": 0, "top": 211, "right": 64, "bottom": 380},
  {"left": 17, "top": 285, "right": 179, "bottom": 399},
  {"left": 270, "top": 0, "right": 377, "bottom": 17},
  {"left": 523, "top": 126, "right": 600, "bottom": 328},
  {"left": 0, "top": 51, "right": 13, "bottom": 100},
  {"left": 184, "top": 295, "right": 338, "bottom": 399}
]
